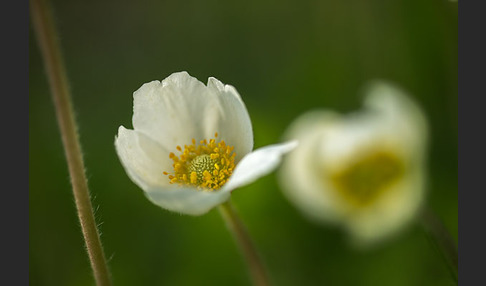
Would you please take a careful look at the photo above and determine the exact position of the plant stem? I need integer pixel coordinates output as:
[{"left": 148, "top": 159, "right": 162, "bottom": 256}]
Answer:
[
  {"left": 420, "top": 207, "right": 458, "bottom": 284},
  {"left": 218, "top": 200, "right": 271, "bottom": 286},
  {"left": 30, "top": 0, "right": 112, "bottom": 285}
]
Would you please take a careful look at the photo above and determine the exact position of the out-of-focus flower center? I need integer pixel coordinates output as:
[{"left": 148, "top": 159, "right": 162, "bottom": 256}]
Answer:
[
  {"left": 329, "top": 151, "right": 405, "bottom": 207},
  {"left": 163, "top": 133, "right": 236, "bottom": 190}
]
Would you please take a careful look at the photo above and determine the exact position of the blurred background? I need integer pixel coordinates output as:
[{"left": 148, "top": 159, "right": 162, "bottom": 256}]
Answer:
[{"left": 29, "top": 0, "right": 457, "bottom": 285}]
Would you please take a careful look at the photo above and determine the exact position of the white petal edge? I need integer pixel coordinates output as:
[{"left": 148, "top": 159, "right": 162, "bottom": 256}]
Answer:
[
  {"left": 278, "top": 111, "right": 348, "bottom": 224},
  {"left": 204, "top": 77, "right": 254, "bottom": 162},
  {"left": 115, "top": 126, "right": 173, "bottom": 191},
  {"left": 144, "top": 185, "right": 232, "bottom": 216},
  {"left": 362, "top": 80, "right": 428, "bottom": 157},
  {"left": 344, "top": 163, "right": 426, "bottom": 247},
  {"left": 131, "top": 72, "right": 254, "bottom": 163},
  {"left": 136, "top": 139, "right": 297, "bottom": 216},
  {"left": 132, "top": 72, "right": 212, "bottom": 151},
  {"left": 222, "top": 141, "right": 298, "bottom": 192},
  {"left": 116, "top": 124, "right": 233, "bottom": 216}
]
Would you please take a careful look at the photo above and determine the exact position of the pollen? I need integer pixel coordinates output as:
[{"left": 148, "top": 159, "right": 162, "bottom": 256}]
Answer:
[{"left": 164, "top": 132, "right": 236, "bottom": 191}]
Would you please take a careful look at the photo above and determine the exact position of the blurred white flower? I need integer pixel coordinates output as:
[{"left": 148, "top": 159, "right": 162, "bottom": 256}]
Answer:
[
  {"left": 115, "top": 71, "right": 297, "bottom": 215},
  {"left": 278, "top": 81, "right": 428, "bottom": 246}
]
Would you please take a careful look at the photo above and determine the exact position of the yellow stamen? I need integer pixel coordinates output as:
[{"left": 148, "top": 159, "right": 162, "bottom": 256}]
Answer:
[
  {"left": 190, "top": 172, "right": 197, "bottom": 184},
  {"left": 163, "top": 134, "right": 236, "bottom": 191}
]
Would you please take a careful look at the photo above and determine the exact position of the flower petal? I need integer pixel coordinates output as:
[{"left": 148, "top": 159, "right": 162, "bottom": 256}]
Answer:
[
  {"left": 278, "top": 111, "right": 348, "bottom": 223},
  {"left": 144, "top": 186, "right": 231, "bottom": 216},
  {"left": 131, "top": 72, "right": 255, "bottom": 162},
  {"left": 115, "top": 126, "right": 172, "bottom": 190},
  {"left": 363, "top": 80, "right": 428, "bottom": 159},
  {"left": 344, "top": 163, "right": 426, "bottom": 246},
  {"left": 222, "top": 141, "right": 298, "bottom": 192},
  {"left": 205, "top": 77, "right": 254, "bottom": 162},
  {"left": 131, "top": 71, "right": 211, "bottom": 151}
]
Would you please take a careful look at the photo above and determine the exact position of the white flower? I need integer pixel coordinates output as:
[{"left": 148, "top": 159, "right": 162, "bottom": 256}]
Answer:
[
  {"left": 278, "top": 81, "right": 428, "bottom": 246},
  {"left": 115, "top": 71, "right": 297, "bottom": 216}
]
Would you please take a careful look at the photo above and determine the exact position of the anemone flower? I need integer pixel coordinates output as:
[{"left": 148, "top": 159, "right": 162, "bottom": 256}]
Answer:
[
  {"left": 278, "top": 81, "right": 428, "bottom": 246},
  {"left": 115, "top": 71, "right": 296, "bottom": 216}
]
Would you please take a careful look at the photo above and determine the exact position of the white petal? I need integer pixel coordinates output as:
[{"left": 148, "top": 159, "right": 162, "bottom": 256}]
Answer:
[
  {"left": 344, "top": 164, "right": 426, "bottom": 246},
  {"left": 131, "top": 72, "right": 212, "bottom": 151},
  {"left": 308, "top": 82, "right": 427, "bottom": 171},
  {"left": 363, "top": 80, "right": 428, "bottom": 159},
  {"left": 116, "top": 125, "right": 233, "bottom": 216},
  {"left": 337, "top": 82, "right": 428, "bottom": 245},
  {"left": 115, "top": 126, "right": 173, "bottom": 190},
  {"left": 314, "top": 81, "right": 428, "bottom": 180},
  {"left": 205, "top": 77, "right": 253, "bottom": 162},
  {"left": 131, "top": 72, "right": 254, "bottom": 162},
  {"left": 278, "top": 111, "right": 348, "bottom": 224},
  {"left": 222, "top": 141, "right": 298, "bottom": 192},
  {"left": 144, "top": 186, "right": 231, "bottom": 216}
]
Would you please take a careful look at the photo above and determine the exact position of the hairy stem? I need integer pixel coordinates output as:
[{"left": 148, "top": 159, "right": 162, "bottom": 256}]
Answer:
[
  {"left": 218, "top": 200, "right": 271, "bottom": 286},
  {"left": 30, "top": 0, "right": 112, "bottom": 285}
]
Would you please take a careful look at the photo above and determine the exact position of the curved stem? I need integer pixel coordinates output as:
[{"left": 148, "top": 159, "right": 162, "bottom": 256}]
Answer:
[
  {"left": 30, "top": 0, "right": 112, "bottom": 285},
  {"left": 420, "top": 207, "right": 458, "bottom": 284},
  {"left": 218, "top": 200, "right": 271, "bottom": 286}
]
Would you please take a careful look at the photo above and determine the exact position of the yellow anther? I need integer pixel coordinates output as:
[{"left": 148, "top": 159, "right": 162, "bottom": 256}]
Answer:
[
  {"left": 163, "top": 133, "right": 236, "bottom": 191},
  {"left": 190, "top": 172, "right": 197, "bottom": 184}
]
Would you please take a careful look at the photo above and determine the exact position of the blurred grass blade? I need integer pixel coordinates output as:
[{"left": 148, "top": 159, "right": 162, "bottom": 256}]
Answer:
[{"left": 421, "top": 208, "right": 458, "bottom": 284}]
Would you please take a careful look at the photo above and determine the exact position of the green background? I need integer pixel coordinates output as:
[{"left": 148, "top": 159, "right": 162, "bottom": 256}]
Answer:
[{"left": 29, "top": 0, "right": 458, "bottom": 285}]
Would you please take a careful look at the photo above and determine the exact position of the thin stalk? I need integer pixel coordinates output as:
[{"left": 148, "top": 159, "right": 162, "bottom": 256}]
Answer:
[
  {"left": 420, "top": 207, "right": 458, "bottom": 284},
  {"left": 218, "top": 200, "right": 271, "bottom": 286},
  {"left": 30, "top": 0, "right": 112, "bottom": 285}
]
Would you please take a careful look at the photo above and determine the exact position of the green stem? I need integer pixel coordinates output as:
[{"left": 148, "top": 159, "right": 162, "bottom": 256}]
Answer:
[
  {"left": 420, "top": 207, "right": 458, "bottom": 284},
  {"left": 218, "top": 200, "right": 271, "bottom": 286},
  {"left": 30, "top": 0, "right": 112, "bottom": 285}
]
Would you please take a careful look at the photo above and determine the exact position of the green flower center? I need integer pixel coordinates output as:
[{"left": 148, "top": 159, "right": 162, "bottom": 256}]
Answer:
[
  {"left": 188, "top": 155, "right": 217, "bottom": 184},
  {"left": 330, "top": 151, "right": 405, "bottom": 207},
  {"left": 164, "top": 133, "right": 236, "bottom": 190}
]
